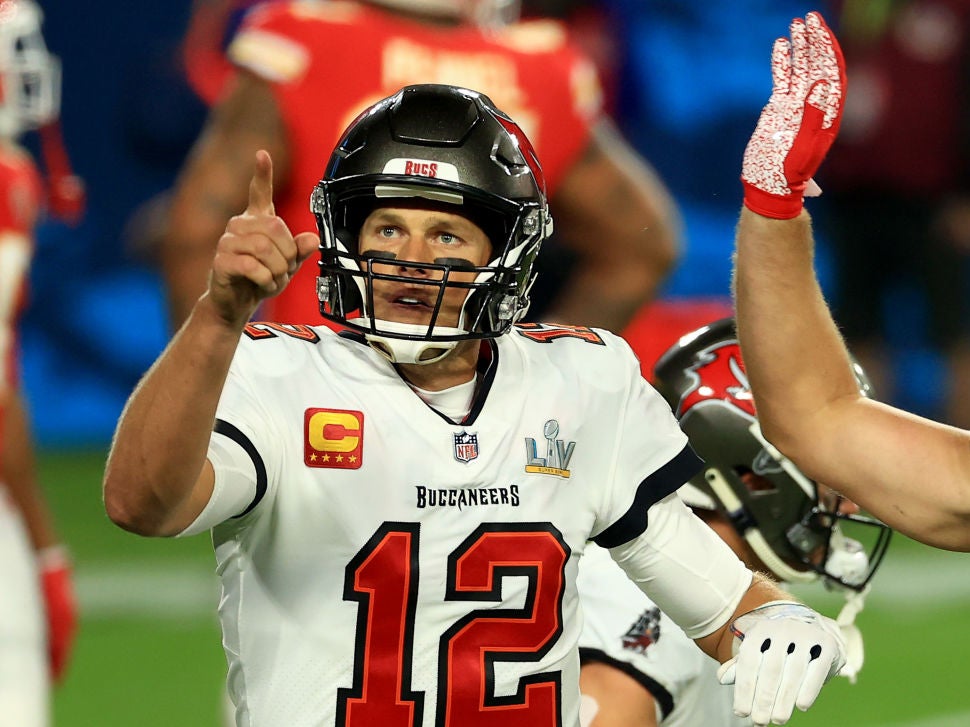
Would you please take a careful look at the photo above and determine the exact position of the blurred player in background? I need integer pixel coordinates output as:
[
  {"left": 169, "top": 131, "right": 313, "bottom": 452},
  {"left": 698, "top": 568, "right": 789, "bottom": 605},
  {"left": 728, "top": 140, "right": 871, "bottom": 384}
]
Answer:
[
  {"left": 160, "top": 0, "right": 681, "bottom": 332},
  {"left": 733, "top": 11, "right": 970, "bottom": 552},
  {"left": 578, "top": 318, "right": 892, "bottom": 726},
  {"left": 0, "top": 0, "right": 82, "bottom": 724},
  {"left": 105, "top": 84, "right": 847, "bottom": 727}
]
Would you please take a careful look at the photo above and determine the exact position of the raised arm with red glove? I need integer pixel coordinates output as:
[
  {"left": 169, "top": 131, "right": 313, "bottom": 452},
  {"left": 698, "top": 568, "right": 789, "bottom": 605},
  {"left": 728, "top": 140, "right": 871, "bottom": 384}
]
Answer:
[
  {"left": 734, "top": 13, "right": 970, "bottom": 553},
  {"left": 740, "top": 11, "right": 845, "bottom": 220}
]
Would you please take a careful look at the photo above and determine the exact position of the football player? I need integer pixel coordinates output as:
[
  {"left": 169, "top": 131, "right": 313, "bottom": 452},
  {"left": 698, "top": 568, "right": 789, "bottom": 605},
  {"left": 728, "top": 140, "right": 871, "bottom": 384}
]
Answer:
[
  {"left": 733, "top": 11, "right": 970, "bottom": 552},
  {"left": 106, "top": 84, "right": 848, "bottom": 727},
  {"left": 160, "top": 0, "right": 681, "bottom": 333},
  {"left": 577, "top": 318, "right": 892, "bottom": 726},
  {"left": 0, "top": 1, "right": 81, "bottom": 724}
]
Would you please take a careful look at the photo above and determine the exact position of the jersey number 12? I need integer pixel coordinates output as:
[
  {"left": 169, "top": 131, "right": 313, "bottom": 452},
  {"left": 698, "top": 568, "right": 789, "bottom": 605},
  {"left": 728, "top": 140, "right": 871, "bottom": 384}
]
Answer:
[{"left": 337, "top": 521, "right": 569, "bottom": 727}]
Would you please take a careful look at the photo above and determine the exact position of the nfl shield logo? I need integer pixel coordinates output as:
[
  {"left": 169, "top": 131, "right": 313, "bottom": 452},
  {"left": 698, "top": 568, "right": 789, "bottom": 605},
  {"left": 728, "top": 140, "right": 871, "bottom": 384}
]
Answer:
[{"left": 453, "top": 431, "right": 479, "bottom": 463}]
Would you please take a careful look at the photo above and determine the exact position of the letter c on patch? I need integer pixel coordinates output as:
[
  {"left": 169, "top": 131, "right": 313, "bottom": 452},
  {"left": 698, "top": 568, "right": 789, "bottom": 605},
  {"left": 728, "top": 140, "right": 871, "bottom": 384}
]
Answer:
[{"left": 304, "top": 408, "right": 364, "bottom": 469}]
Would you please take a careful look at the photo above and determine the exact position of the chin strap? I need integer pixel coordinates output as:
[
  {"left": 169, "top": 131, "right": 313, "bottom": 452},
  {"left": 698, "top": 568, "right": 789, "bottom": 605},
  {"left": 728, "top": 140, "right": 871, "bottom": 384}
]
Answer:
[
  {"left": 352, "top": 317, "right": 462, "bottom": 365},
  {"left": 834, "top": 584, "right": 869, "bottom": 684}
]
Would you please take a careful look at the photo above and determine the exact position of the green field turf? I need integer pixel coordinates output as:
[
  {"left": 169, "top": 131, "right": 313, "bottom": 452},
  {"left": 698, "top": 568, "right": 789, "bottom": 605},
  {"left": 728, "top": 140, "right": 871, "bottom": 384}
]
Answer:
[{"left": 40, "top": 449, "right": 970, "bottom": 726}]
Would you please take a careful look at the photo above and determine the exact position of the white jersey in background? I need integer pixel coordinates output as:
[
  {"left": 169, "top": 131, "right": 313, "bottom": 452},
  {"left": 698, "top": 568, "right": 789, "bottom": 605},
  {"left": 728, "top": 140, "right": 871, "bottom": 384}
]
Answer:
[
  {"left": 578, "top": 542, "right": 750, "bottom": 727},
  {"left": 184, "top": 322, "right": 750, "bottom": 727}
]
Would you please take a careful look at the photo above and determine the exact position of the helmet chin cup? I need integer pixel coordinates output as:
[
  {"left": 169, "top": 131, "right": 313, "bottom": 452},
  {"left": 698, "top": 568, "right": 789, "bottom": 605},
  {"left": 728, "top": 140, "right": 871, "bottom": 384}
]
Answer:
[
  {"left": 823, "top": 534, "right": 870, "bottom": 589},
  {"left": 352, "top": 318, "right": 462, "bottom": 365}
]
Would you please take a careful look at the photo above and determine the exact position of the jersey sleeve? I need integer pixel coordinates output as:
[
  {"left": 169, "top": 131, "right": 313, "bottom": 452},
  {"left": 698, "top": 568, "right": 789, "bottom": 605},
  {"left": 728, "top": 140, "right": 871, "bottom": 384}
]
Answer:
[
  {"left": 178, "top": 341, "right": 282, "bottom": 536},
  {"left": 608, "top": 494, "right": 752, "bottom": 640},
  {"left": 590, "top": 333, "right": 703, "bottom": 548},
  {"left": 227, "top": 1, "right": 358, "bottom": 86}
]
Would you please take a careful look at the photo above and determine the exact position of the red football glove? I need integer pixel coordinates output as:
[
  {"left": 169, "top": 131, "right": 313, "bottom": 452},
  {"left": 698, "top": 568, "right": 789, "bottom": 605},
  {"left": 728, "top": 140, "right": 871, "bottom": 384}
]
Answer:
[
  {"left": 741, "top": 12, "right": 846, "bottom": 219},
  {"left": 47, "top": 173, "right": 86, "bottom": 226},
  {"left": 39, "top": 121, "right": 86, "bottom": 226},
  {"left": 38, "top": 545, "right": 78, "bottom": 684}
]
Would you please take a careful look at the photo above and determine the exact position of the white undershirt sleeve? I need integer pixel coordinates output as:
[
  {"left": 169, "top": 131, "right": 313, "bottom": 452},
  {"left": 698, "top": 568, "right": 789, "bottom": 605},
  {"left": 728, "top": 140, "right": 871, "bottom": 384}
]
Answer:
[
  {"left": 608, "top": 493, "right": 753, "bottom": 639},
  {"left": 176, "top": 430, "right": 260, "bottom": 537}
]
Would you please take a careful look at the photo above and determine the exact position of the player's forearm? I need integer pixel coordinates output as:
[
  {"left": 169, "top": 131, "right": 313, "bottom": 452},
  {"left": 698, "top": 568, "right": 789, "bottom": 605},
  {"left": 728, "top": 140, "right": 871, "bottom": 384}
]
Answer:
[
  {"left": 733, "top": 208, "right": 860, "bottom": 458},
  {"left": 696, "top": 571, "right": 792, "bottom": 664},
  {"left": 1, "top": 392, "right": 59, "bottom": 550},
  {"left": 735, "top": 212, "right": 970, "bottom": 549},
  {"left": 103, "top": 295, "right": 240, "bottom": 535}
]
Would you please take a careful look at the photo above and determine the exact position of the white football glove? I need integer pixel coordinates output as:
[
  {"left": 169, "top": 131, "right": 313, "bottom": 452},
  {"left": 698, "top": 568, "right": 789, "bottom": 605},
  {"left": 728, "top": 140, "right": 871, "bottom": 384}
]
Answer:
[{"left": 717, "top": 600, "right": 846, "bottom": 726}]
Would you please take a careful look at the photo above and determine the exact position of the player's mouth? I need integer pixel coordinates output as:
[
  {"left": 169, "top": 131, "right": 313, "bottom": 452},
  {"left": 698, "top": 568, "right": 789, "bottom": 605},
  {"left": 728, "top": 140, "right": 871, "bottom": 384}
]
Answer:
[
  {"left": 393, "top": 295, "right": 433, "bottom": 309},
  {"left": 373, "top": 287, "right": 444, "bottom": 323}
]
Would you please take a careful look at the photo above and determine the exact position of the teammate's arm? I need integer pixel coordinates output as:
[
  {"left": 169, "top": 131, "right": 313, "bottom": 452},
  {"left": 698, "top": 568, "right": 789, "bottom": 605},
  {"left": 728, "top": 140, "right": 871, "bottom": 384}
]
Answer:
[
  {"left": 735, "top": 209, "right": 970, "bottom": 550},
  {"left": 2, "top": 392, "right": 58, "bottom": 553},
  {"left": 579, "top": 661, "right": 660, "bottom": 727},
  {"left": 2, "top": 389, "right": 77, "bottom": 682},
  {"left": 160, "top": 71, "right": 290, "bottom": 328},
  {"left": 543, "top": 118, "right": 681, "bottom": 331},
  {"left": 732, "top": 11, "right": 970, "bottom": 551},
  {"left": 104, "top": 152, "right": 318, "bottom": 536}
]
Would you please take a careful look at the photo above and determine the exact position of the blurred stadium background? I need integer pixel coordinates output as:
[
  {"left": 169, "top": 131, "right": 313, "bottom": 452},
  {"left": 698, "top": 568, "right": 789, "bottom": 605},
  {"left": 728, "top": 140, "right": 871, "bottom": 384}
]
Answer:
[{"left": 24, "top": 1, "right": 970, "bottom": 724}]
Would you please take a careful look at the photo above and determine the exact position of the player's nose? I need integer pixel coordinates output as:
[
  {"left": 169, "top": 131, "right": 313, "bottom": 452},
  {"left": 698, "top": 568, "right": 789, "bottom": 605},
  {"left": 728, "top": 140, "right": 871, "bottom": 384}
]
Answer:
[{"left": 396, "top": 236, "right": 435, "bottom": 274}]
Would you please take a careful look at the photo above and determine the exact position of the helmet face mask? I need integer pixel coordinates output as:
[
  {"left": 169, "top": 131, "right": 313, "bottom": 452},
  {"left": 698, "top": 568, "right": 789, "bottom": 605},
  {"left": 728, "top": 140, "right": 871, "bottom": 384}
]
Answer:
[
  {"left": 0, "top": 0, "right": 60, "bottom": 138},
  {"left": 655, "top": 317, "right": 892, "bottom": 592},
  {"left": 312, "top": 84, "right": 552, "bottom": 364}
]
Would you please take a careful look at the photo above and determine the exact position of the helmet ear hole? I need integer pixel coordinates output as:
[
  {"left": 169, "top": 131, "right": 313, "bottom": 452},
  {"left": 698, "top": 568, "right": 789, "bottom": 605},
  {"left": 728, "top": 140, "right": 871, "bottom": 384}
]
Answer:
[{"left": 737, "top": 469, "right": 779, "bottom": 495}]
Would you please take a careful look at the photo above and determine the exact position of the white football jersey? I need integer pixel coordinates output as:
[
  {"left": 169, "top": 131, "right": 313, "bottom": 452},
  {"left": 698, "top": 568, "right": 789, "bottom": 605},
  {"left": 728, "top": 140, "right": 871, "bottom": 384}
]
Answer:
[
  {"left": 578, "top": 543, "right": 750, "bottom": 727},
  {"left": 199, "top": 322, "right": 709, "bottom": 727}
]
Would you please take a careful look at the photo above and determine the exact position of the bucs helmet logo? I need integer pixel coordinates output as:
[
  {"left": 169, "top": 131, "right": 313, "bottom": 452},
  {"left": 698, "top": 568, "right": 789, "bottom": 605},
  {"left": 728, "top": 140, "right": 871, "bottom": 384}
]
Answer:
[{"left": 676, "top": 341, "right": 756, "bottom": 419}]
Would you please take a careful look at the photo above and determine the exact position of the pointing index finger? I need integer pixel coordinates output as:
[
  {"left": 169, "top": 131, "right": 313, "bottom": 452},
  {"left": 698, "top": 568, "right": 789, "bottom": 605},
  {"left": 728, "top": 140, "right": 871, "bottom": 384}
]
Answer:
[{"left": 247, "top": 149, "right": 275, "bottom": 216}]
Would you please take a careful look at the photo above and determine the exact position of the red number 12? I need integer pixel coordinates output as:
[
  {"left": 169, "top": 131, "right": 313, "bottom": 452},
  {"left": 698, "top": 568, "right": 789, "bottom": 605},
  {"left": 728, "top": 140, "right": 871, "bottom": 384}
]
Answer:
[{"left": 337, "top": 522, "right": 569, "bottom": 727}]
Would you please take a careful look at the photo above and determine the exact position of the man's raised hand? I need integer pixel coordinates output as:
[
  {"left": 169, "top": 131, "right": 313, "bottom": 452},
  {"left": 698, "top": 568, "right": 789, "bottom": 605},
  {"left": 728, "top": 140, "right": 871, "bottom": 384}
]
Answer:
[
  {"left": 741, "top": 11, "right": 845, "bottom": 219},
  {"left": 207, "top": 150, "right": 319, "bottom": 327}
]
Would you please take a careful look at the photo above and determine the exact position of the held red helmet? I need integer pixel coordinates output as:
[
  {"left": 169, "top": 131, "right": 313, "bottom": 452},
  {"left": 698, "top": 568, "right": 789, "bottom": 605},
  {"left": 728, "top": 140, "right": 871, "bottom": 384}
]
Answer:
[
  {"left": 311, "top": 84, "right": 553, "bottom": 364},
  {"left": 653, "top": 317, "right": 892, "bottom": 592}
]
